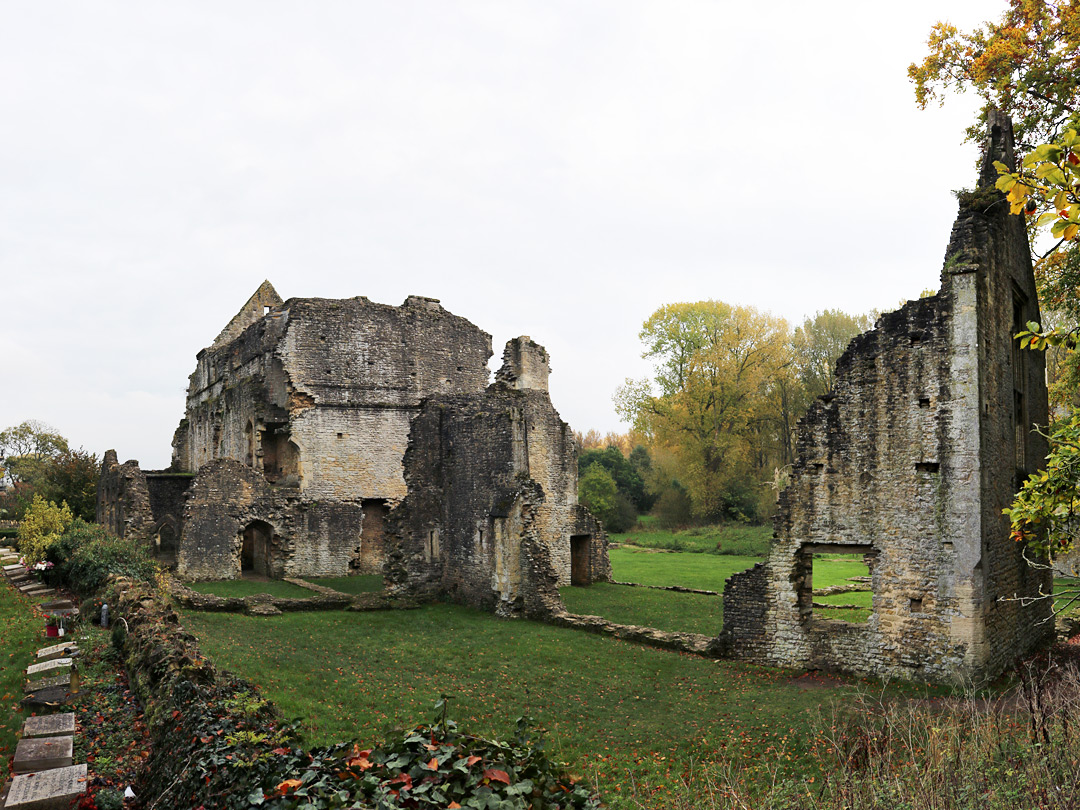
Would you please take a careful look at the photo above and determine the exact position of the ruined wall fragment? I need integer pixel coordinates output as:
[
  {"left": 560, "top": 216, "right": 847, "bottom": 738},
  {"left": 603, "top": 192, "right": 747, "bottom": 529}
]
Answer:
[{"left": 721, "top": 112, "right": 1051, "bottom": 683}]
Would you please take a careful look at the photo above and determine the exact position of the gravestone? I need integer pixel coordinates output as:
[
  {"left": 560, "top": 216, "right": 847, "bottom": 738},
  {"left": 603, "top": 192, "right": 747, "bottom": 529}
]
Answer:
[
  {"left": 38, "top": 601, "right": 74, "bottom": 612},
  {"left": 25, "top": 659, "right": 71, "bottom": 678},
  {"left": 24, "top": 673, "right": 70, "bottom": 694},
  {"left": 3, "top": 763, "right": 87, "bottom": 809},
  {"left": 21, "top": 714, "right": 75, "bottom": 739},
  {"left": 27, "top": 589, "right": 56, "bottom": 598},
  {"left": 3, "top": 563, "right": 24, "bottom": 571},
  {"left": 12, "top": 736, "right": 73, "bottom": 773},
  {"left": 35, "top": 644, "right": 78, "bottom": 663},
  {"left": 20, "top": 686, "right": 74, "bottom": 709}
]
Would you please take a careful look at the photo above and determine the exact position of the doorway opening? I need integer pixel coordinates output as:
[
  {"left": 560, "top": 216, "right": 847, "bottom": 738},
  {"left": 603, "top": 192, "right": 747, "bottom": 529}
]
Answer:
[
  {"left": 241, "top": 520, "right": 274, "bottom": 577},
  {"left": 570, "top": 535, "right": 591, "bottom": 586}
]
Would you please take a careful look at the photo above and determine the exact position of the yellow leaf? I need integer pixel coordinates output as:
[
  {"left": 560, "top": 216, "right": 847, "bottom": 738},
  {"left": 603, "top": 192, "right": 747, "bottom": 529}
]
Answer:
[
  {"left": 1065, "top": 223, "right": 1079, "bottom": 240},
  {"left": 1055, "top": 189, "right": 1069, "bottom": 211}
]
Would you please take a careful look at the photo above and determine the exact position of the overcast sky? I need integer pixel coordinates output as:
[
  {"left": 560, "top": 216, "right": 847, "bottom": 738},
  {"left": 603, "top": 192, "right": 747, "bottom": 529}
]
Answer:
[{"left": 1, "top": 1, "right": 996, "bottom": 469}]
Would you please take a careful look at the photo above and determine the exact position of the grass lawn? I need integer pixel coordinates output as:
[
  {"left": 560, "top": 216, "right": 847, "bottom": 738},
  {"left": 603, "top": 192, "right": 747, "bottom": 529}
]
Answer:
[
  {"left": 0, "top": 585, "right": 46, "bottom": 784},
  {"left": 561, "top": 583, "right": 723, "bottom": 636},
  {"left": 612, "top": 522, "right": 772, "bottom": 556},
  {"left": 307, "top": 574, "right": 384, "bottom": 595},
  {"left": 180, "top": 603, "right": 938, "bottom": 806},
  {"left": 606, "top": 547, "right": 760, "bottom": 591},
  {"left": 187, "top": 578, "right": 314, "bottom": 599}
]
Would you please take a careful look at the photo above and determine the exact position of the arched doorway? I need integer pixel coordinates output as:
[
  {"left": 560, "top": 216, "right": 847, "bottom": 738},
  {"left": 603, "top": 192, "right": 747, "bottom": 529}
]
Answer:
[{"left": 240, "top": 520, "right": 274, "bottom": 576}]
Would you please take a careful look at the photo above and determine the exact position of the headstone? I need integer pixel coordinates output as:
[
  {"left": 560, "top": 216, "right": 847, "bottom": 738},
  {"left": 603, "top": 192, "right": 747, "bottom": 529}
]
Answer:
[
  {"left": 26, "top": 659, "right": 72, "bottom": 677},
  {"left": 36, "top": 643, "right": 78, "bottom": 663},
  {"left": 42, "top": 609, "right": 77, "bottom": 618},
  {"left": 17, "top": 584, "right": 42, "bottom": 594},
  {"left": 3, "top": 563, "right": 24, "bottom": 571},
  {"left": 12, "top": 736, "right": 74, "bottom": 773},
  {"left": 21, "top": 714, "right": 75, "bottom": 739},
  {"left": 24, "top": 673, "right": 71, "bottom": 694},
  {"left": 38, "top": 601, "right": 74, "bottom": 612},
  {"left": 21, "top": 686, "right": 74, "bottom": 709},
  {"left": 28, "top": 589, "right": 56, "bottom": 598},
  {"left": 3, "top": 763, "right": 87, "bottom": 809}
]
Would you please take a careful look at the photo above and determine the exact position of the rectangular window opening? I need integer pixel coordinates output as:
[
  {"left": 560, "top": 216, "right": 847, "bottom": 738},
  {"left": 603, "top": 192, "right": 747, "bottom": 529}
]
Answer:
[{"left": 799, "top": 543, "right": 874, "bottom": 625}]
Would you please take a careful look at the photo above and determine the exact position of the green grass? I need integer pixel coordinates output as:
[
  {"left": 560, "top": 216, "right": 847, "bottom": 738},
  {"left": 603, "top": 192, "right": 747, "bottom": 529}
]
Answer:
[
  {"left": 607, "top": 547, "right": 759, "bottom": 591},
  {"left": 561, "top": 583, "right": 723, "bottom": 636},
  {"left": 187, "top": 579, "right": 314, "bottom": 599},
  {"left": 612, "top": 522, "right": 772, "bottom": 556},
  {"left": 307, "top": 575, "right": 384, "bottom": 595},
  {"left": 180, "top": 603, "right": 941, "bottom": 806},
  {"left": 0, "top": 584, "right": 45, "bottom": 783},
  {"left": 812, "top": 556, "right": 872, "bottom": 624}
]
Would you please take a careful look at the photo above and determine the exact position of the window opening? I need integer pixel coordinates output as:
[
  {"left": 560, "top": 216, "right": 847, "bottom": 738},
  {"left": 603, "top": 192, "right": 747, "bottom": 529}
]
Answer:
[
  {"left": 798, "top": 543, "right": 874, "bottom": 624},
  {"left": 240, "top": 520, "right": 273, "bottom": 577}
]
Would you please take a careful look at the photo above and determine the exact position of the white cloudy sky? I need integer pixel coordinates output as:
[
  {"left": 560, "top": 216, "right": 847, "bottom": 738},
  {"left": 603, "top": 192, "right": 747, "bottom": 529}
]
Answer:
[{"left": 1, "top": 1, "right": 995, "bottom": 469}]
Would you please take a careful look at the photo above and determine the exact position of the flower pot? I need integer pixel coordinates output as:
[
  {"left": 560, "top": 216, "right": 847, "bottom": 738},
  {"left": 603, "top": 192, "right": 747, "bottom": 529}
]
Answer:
[{"left": 45, "top": 625, "right": 59, "bottom": 637}]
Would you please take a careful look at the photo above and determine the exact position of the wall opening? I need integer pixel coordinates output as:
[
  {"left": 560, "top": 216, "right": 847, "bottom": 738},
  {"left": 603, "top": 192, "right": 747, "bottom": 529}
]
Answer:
[
  {"left": 570, "top": 535, "right": 592, "bottom": 586},
  {"left": 244, "top": 421, "right": 255, "bottom": 467},
  {"left": 262, "top": 424, "right": 300, "bottom": 484},
  {"left": 425, "top": 528, "right": 441, "bottom": 562},
  {"left": 357, "top": 498, "right": 388, "bottom": 572},
  {"left": 241, "top": 520, "right": 273, "bottom": 576},
  {"left": 797, "top": 543, "right": 875, "bottom": 624}
]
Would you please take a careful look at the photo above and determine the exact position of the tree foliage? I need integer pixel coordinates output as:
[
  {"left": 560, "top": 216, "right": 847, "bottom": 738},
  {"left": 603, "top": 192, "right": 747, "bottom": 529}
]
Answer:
[
  {"left": 16, "top": 494, "right": 73, "bottom": 565},
  {"left": 909, "top": 0, "right": 1080, "bottom": 149},
  {"left": 0, "top": 420, "right": 69, "bottom": 486},
  {"left": 617, "top": 301, "right": 796, "bottom": 523},
  {"left": 577, "top": 463, "right": 636, "bottom": 533}
]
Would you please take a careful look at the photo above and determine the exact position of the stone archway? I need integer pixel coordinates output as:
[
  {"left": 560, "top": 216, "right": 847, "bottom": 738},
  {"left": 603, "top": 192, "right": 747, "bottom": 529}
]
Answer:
[{"left": 240, "top": 519, "right": 274, "bottom": 577}]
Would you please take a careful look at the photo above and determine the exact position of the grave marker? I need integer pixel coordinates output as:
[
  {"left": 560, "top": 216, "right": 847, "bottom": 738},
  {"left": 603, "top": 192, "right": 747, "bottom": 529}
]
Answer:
[
  {"left": 12, "top": 736, "right": 73, "bottom": 773},
  {"left": 3, "top": 763, "right": 87, "bottom": 809},
  {"left": 24, "top": 673, "right": 70, "bottom": 694},
  {"left": 35, "top": 644, "right": 78, "bottom": 663},
  {"left": 25, "top": 659, "right": 72, "bottom": 677},
  {"left": 21, "top": 714, "right": 75, "bottom": 739}
]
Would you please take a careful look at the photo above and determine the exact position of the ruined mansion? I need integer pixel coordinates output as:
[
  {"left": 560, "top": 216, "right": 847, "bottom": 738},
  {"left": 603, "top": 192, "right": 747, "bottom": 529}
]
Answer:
[
  {"left": 99, "top": 113, "right": 1052, "bottom": 683},
  {"left": 96, "top": 286, "right": 610, "bottom": 617}
]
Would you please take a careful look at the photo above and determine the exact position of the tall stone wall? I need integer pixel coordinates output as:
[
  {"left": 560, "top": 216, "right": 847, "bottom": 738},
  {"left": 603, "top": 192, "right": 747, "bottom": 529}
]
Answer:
[
  {"left": 721, "top": 112, "right": 1052, "bottom": 683},
  {"left": 387, "top": 342, "right": 610, "bottom": 617},
  {"left": 96, "top": 450, "right": 155, "bottom": 542}
]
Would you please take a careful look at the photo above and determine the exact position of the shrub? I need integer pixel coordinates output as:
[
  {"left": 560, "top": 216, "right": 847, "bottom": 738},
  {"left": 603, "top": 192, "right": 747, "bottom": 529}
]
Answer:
[
  {"left": 16, "top": 495, "right": 73, "bottom": 564},
  {"left": 48, "top": 519, "right": 157, "bottom": 595},
  {"left": 654, "top": 486, "right": 693, "bottom": 529}
]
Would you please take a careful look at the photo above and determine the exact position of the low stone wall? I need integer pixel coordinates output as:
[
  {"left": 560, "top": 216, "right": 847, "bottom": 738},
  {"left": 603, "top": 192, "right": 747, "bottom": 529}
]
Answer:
[
  {"left": 548, "top": 611, "right": 730, "bottom": 658},
  {"left": 611, "top": 580, "right": 720, "bottom": 596},
  {"left": 168, "top": 576, "right": 354, "bottom": 614}
]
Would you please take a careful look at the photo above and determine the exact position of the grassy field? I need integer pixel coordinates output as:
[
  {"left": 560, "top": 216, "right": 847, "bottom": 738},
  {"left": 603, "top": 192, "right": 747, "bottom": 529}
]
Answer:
[
  {"left": 187, "top": 578, "right": 314, "bottom": 599},
  {"left": 181, "top": 603, "right": 940, "bottom": 807},
  {"left": 612, "top": 521, "right": 772, "bottom": 555},
  {"left": 563, "top": 547, "right": 872, "bottom": 632},
  {"left": 0, "top": 584, "right": 46, "bottom": 784},
  {"left": 307, "top": 574, "right": 384, "bottom": 595}
]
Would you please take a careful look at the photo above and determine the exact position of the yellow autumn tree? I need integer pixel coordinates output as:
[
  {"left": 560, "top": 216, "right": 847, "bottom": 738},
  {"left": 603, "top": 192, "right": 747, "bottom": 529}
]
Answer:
[{"left": 616, "top": 301, "right": 791, "bottom": 522}]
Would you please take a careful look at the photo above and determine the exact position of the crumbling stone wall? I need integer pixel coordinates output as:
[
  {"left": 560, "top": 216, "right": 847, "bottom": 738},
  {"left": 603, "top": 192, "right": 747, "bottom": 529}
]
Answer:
[
  {"left": 96, "top": 450, "right": 156, "bottom": 541},
  {"left": 387, "top": 339, "right": 610, "bottom": 617},
  {"left": 722, "top": 112, "right": 1052, "bottom": 683}
]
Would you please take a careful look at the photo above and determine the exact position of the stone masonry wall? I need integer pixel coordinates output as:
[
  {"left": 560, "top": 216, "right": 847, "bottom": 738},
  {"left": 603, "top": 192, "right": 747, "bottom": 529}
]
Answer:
[
  {"left": 387, "top": 341, "right": 609, "bottom": 618},
  {"left": 96, "top": 450, "right": 155, "bottom": 542},
  {"left": 722, "top": 113, "right": 1052, "bottom": 683}
]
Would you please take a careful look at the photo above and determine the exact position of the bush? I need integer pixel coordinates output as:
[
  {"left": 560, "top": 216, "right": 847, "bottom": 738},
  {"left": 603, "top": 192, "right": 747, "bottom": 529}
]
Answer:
[
  {"left": 48, "top": 519, "right": 157, "bottom": 595},
  {"left": 654, "top": 486, "right": 693, "bottom": 529},
  {"left": 578, "top": 463, "right": 638, "bottom": 533},
  {"left": 16, "top": 495, "right": 73, "bottom": 564}
]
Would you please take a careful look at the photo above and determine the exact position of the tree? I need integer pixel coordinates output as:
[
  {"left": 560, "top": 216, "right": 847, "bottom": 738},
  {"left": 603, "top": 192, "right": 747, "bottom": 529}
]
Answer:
[
  {"left": 792, "top": 310, "right": 873, "bottom": 400},
  {"left": 578, "top": 462, "right": 636, "bottom": 533},
  {"left": 0, "top": 420, "right": 69, "bottom": 486},
  {"left": 37, "top": 448, "right": 100, "bottom": 522},
  {"left": 578, "top": 446, "right": 650, "bottom": 513},
  {"left": 617, "top": 301, "right": 792, "bottom": 523},
  {"left": 909, "top": 0, "right": 1080, "bottom": 150}
]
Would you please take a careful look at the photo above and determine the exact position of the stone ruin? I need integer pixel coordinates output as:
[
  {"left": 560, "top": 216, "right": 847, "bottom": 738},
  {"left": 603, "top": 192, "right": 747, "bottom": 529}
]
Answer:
[
  {"left": 98, "top": 113, "right": 1053, "bottom": 684},
  {"left": 722, "top": 111, "right": 1053, "bottom": 682},
  {"left": 97, "top": 285, "right": 611, "bottom": 618}
]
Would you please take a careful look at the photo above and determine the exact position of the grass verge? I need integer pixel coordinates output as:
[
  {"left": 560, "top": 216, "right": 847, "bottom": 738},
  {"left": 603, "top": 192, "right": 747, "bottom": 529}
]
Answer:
[{"left": 0, "top": 584, "right": 45, "bottom": 784}]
